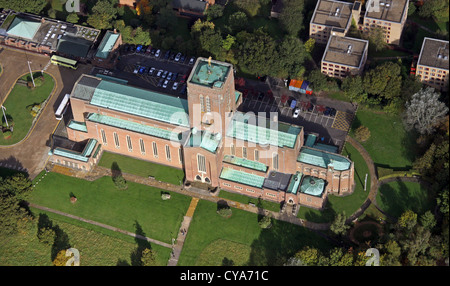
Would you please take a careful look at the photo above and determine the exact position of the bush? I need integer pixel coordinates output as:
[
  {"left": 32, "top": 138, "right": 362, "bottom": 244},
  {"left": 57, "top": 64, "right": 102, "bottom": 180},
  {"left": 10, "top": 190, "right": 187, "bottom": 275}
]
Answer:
[
  {"left": 161, "top": 193, "right": 171, "bottom": 200},
  {"left": 217, "top": 206, "right": 232, "bottom": 218},
  {"left": 53, "top": 250, "right": 69, "bottom": 266},
  {"left": 355, "top": 125, "right": 371, "bottom": 142},
  {"left": 258, "top": 215, "right": 272, "bottom": 229},
  {"left": 113, "top": 175, "right": 128, "bottom": 190},
  {"left": 2, "top": 130, "right": 12, "bottom": 139}
]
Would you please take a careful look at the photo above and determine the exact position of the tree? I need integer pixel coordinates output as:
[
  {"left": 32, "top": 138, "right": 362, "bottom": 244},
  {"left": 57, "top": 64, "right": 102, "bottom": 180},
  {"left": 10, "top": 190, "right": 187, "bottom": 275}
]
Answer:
[
  {"left": 420, "top": 211, "right": 437, "bottom": 231},
  {"left": 155, "top": 6, "right": 177, "bottom": 31},
  {"left": 403, "top": 87, "right": 449, "bottom": 135},
  {"left": 258, "top": 215, "right": 272, "bottom": 229},
  {"left": 328, "top": 248, "right": 354, "bottom": 266},
  {"left": 141, "top": 248, "right": 157, "bottom": 266},
  {"left": 363, "top": 62, "right": 402, "bottom": 103},
  {"left": 307, "top": 69, "right": 337, "bottom": 92},
  {"left": 66, "top": 13, "right": 80, "bottom": 24},
  {"left": 367, "top": 26, "right": 388, "bottom": 52},
  {"left": 0, "top": 0, "right": 47, "bottom": 14},
  {"left": 229, "top": 11, "right": 248, "bottom": 33},
  {"left": 205, "top": 4, "right": 224, "bottom": 21},
  {"left": 87, "top": 0, "right": 118, "bottom": 30},
  {"left": 330, "top": 212, "right": 350, "bottom": 236},
  {"left": 279, "top": 0, "right": 305, "bottom": 36},
  {"left": 274, "top": 36, "right": 307, "bottom": 78},
  {"left": 53, "top": 250, "right": 70, "bottom": 266},
  {"left": 408, "top": 1, "right": 417, "bottom": 16},
  {"left": 304, "top": 38, "right": 315, "bottom": 54},
  {"left": 341, "top": 75, "right": 367, "bottom": 103},
  {"left": 293, "top": 246, "right": 321, "bottom": 266},
  {"left": 37, "top": 227, "right": 56, "bottom": 245},
  {"left": 222, "top": 34, "right": 236, "bottom": 51},
  {"left": 378, "top": 240, "right": 402, "bottom": 266},
  {"left": 354, "top": 125, "right": 371, "bottom": 142},
  {"left": 419, "top": 0, "right": 449, "bottom": 22}
]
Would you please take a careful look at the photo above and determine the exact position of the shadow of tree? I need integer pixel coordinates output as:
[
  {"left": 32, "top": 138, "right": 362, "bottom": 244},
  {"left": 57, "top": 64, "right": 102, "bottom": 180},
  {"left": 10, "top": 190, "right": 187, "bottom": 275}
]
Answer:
[
  {"left": 37, "top": 213, "right": 71, "bottom": 261},
  {"left": 130, "top": 220, "right": 152, "bottom": 266}
]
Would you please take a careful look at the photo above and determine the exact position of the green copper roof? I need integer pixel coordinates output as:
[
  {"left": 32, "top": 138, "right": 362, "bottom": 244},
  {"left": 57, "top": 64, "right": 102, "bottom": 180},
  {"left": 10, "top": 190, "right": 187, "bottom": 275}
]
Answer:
[
  {"left": 190, "top": 59, "right": 231, "bottom": 88},
  {"left": 223, "top": 155, "right": 268, "bottom": 172},
  {"left": 313, "top": 143, "right": 338, "bottom": 154},
  {"left": 88, "top": 113, "right": 182, "bottom": 142},
  {"left": 300, "top": 176, "right": 325, "bottom": 197},
  {"left": 305, "top": 134, "right": 317, "bottom": 147},
  {"left": 67, "top": 120, "right": 88, "bottom": 133},
  {"left": 188, "top": 130, "right": 221, "bottom": 153},
  {"left": 82, "top": 139, "right": 98, "bottom": 157},
  {"left": 235, "top": 91, "right": 241, "bottom": 103},
  {"left": 95, "top": 31, "right": 120, "bottom": 59},
  {"left": 297, "top": 147, "right": 351, "bottom": 171},
  {"left": 287, "top": 172, "right": 303, "bottom": 194},
  {"left": 7, "top": 17, "right": 41, "bottom": 39},
  {"left": 53, "top": 148, "right": 89, "bottom": 162},
  {"left": 219, "top": 167, "right": 265, "bottom": 188},
  {"left": 89, "top": 80, "right": 189, "bottom": 127},
  {"left": 226, "top": 112, "right": 301, "bottom": 148}
]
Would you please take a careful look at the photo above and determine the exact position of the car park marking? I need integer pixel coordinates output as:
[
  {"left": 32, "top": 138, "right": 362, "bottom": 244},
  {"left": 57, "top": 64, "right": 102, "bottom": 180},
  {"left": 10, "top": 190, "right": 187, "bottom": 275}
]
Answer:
[{"left": 331, "top": 111, "right": 353, "bottom": 131}]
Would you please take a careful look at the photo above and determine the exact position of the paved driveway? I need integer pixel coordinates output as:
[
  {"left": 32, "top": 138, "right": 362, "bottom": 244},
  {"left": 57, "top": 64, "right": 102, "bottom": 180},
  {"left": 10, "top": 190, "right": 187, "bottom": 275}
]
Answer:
[{"left": 0, "top": 46, "right": 92, "bottom": 179}]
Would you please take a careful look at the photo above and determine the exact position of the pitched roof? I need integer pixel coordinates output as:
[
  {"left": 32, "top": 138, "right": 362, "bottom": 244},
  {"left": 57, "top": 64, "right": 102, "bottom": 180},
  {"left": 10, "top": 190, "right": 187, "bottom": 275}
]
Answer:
[
  {"left": 297, "top": 147, "right": 351, "bottom": 171},
  {"left": 219, "top": 167, "right": 266, "bottom": 188},
  {"left": 7, "top": 16, "right": 41, "bottom": 39},
  {"left": 300, "top": 176, "right": 326, "bottom": 197},
  {"left": 57, "top": 34, "right": 92, "bottom": 58}
]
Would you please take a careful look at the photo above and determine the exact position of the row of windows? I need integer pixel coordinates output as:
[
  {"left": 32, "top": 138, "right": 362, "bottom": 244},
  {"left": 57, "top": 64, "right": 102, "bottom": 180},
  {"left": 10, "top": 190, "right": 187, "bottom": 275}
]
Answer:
[
  {"left": 101, "top": 129, "right": 183, "bottom": 164},
  {"left": 199, "top": 95, "right": 212, "bottom": 113},
  {"left": 418, "top": 67, "right": 448, "bottom": 74}
]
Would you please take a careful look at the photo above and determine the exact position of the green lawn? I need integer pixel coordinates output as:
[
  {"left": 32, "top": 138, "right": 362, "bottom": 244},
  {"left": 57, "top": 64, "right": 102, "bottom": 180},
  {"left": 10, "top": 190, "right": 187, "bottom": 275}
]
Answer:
[
  {"left": 350, "top": 108, "right": 417, "bottom": 169},
  {"left": 376, "top": 181, "right": 435, "bottom": 218},
  {"left": 218, "top": 190, "right": 281, "bottom": 212},
  {"left": 29, "top": 172, "right": 192, "bottom": 245},
  {"left": 0, "top": 73, "right": 55, "bottom": 145},
  {"left": 98, "top": 151, "right": 185, "bottom": 185},
  {"left": 177, "top": 199, "right": 332, "bottom": 266},
  {"left": 0, "top": 213, "right": 171, "bottom": 266},
  {"left": 297, "top": 142, "right": 371, "bottom": 223}
]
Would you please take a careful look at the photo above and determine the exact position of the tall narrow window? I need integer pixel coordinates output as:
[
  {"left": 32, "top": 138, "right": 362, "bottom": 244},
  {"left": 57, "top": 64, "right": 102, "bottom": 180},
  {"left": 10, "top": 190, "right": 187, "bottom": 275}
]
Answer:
[
  {"left": 165, "top": 145, "right": 171, "bottom": 161},
  {"left": 231, "top": 144, "right": 235, "bottom": 156},
  {"left": 197, "top": 154, "right": 206, "bottom": 173},
  {"left": 178, "top": 148, "right": 183, "bottom": 164},
  {"left": 206, "top": 96, "right": 211, "bottom": 113},
  {"left": 152, "top": 142, "right": 158, "bottom": 158},
  {"left": 254, "top": 150, "right": 259, "bottom": 161},
  {"left": 113, "top": 132, "right": 120, "bottom": 148},
  {"left": 242, "top": 147, "right": 247, "bottom": 159},
  {"left": 126, "top": 135, "right": 132, "bottom": 152},
  {"left": 139, "top": 139, "right": 145, "bottom": 155},
  {"left": 199, "top": 95, "right": 205, "bottom": 112},
  {"left": 100, "top": 129, "right": 107, "bottom": 145},
  {"left": 273, "top": 153, "right": 279, "bottom": 170}
]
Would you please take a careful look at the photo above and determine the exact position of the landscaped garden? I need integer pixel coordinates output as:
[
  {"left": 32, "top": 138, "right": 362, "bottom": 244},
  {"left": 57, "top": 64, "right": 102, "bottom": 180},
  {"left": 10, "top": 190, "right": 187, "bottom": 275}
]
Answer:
[
  {"left": 177, "top": 199, "right": 332, "bottom": 266},
  {"left": 376, "top": 181, "right": 435, "bottom": 218},
  {"left": 29, "top": 172, "right": 192, "bottom": 245},
  {"left": 0, "top": 72, "right": 55, "bottom": 145},
  {"left": 297, "top": 142, "right": 371, "bottom": 223},
  {"left": 98, "top": 151, "right": 185, "bottom": 185}
]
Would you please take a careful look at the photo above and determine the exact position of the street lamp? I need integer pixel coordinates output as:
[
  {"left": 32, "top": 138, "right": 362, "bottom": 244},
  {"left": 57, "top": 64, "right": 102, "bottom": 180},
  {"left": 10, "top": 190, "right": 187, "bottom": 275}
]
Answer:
[
  {"left": 27, "top": 61, "right": 35, "bottom": 87},
  {"left": 1, "top": 105, "right": 8, "bottom": 128}
]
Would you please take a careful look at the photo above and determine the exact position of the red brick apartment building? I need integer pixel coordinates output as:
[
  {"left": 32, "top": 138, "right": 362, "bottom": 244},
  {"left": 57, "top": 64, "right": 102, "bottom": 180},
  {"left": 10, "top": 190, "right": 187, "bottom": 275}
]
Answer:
[{"left": 49, "top": 58, "right": 355, "bottom": 210}]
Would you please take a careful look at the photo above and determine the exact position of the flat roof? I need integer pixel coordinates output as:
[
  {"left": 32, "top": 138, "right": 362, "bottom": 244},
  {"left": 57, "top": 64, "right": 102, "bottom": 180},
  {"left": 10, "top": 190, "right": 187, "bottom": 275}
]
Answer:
[
  {"left": 189, "top": 58, "right": 232, "bottom": 88},
  {"left": 95, "top": 30, "right": 120, "bottom": 59},
  {"left": 322, "top": 35, "right": 368, "bottom": 67},
  {"left": 418, "top": 37, "right": 449, "bottom": 70},
  {"left": 364, "top": 0, "right": 408, "bottom": 23},
  {"left": 311, "top": 0, "right": 353, "bottom": 29}
]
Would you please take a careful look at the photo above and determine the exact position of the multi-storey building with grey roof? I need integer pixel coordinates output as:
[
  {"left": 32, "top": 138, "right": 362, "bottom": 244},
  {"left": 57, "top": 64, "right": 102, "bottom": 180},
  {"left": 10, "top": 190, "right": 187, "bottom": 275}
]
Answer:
[{"left": 416, "top": 37, "right": 449, "bottom": 91}]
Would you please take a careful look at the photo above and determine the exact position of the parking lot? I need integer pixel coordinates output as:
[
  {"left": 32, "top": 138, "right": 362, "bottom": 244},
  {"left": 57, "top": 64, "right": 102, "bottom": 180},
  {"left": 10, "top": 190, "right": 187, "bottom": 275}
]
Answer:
[{"left": 238, "top": 83, "right": 357, "bottom": 152}]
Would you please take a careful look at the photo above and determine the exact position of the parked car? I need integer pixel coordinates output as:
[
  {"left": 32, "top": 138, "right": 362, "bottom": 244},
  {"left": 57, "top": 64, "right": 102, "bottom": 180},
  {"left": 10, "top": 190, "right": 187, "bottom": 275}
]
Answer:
[
  {"left": 164, "top": 50, "right": 171, "bottom": 60},
  {"left": 148, "top": 67, "right": 155, "bottom": 75},
  {"left": 162, "top": 70, "right": 168, "bottom": 79},
  {"left": 293, "top": 108, "right": 300, "bottom": 118},
  {"left": 188, "top": 57, "right": 195, "bottom": 65},
  {"left": 172, "top": 72, "right": 178, "bottom": 81},
  {"left": 146, "top": 46, "right": 152, "bottom": 53},
  {"left": 151, "top": 48, "right": 156, "bottom": 55},
  {"left": 157, "top": 78, "right": 164, "bottom": 87},
  {"left": 133, "top": 65, "right": 139, "bottom": 74},
  {"left": 172, "top": 82, "right": 179, "bottom": 90},
  {"left": 180, "top": 54, "right": 186, "bottom": 63},
  {"left": 180, "top": 84, "right": 187, "bottom": 95},
  {"left": 138, "top": 66, "right": 146, "bottom": 74},
  {"left": 136, "top": 45, "right": 143, "bottom": 52},
  {"left": 169, "top": 52, "right": 176, "bottom": 61},
  {"left": 180, "top": 74, "right": 187, "bottom": 83},
  {"left": 324, "top": 107, "right": 331, "bottom": 116},
  {"left": 307, "top": 103, "right": 314, "bottom": 112},
  {"left": 155, "top": 49, "right": 161, "bottom": 57},
  {"left": 175, "top": 52, "right": 182, "bottom": 62},
  {"left": 167, "top": 72, "right": 173, "bottom": 81},
  {"left": 156, "top": 69, "right": 163, "bottom": 77},
  {"left": 258, "top": 92, "right": 264, "bottom": 100},
  {"left": 163, "top": 80, "right": 169, "bottom": 88}
]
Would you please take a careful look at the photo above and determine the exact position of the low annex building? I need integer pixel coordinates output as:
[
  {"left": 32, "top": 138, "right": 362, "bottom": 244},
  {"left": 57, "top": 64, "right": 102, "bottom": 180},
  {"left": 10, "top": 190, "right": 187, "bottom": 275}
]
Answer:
[{"left": 49, "top": 57, "right": 355, "bottom": 210}]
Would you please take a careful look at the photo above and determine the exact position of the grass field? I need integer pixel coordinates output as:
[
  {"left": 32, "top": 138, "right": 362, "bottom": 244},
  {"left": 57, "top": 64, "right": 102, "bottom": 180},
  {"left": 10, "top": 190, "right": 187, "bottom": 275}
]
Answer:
[
  {"left": 350, "top": 108, "right": 417, "bottom": 169},
  {"left": 376, "top": 181, "right": 435, "bottom": 218},
  {"left": 98, "top": 151, "right": 185, "bottom": 185},
  {"left": 29, "top": 172, "right": 191, "bottom": 245},
  {"left": 177, "top": 199, "right": 332, "bottom": 266},
  {"left": 0, "top": 212, "right": 171, "bottom": 266},
  {"left": 297, "top": 142, "right": 371, "bottom": 223},
  {"left": 0, "top": 73, "right": 55, "bottom": 145}
]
